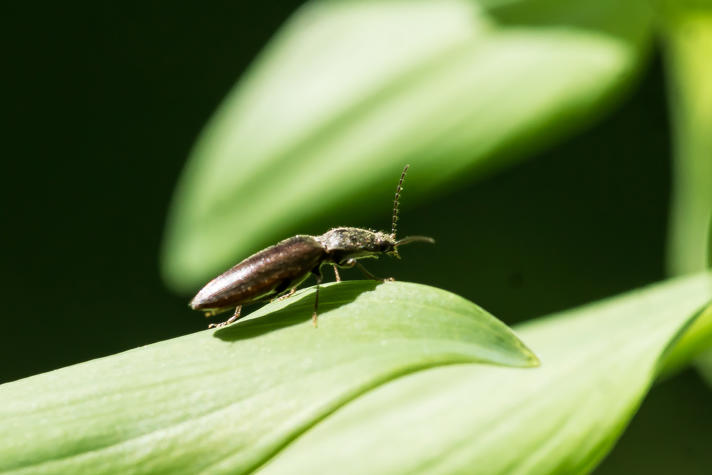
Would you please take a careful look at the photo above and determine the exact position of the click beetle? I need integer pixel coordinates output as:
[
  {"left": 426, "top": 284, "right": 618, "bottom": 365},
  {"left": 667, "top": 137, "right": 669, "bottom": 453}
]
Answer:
[{"left": 189, "top": 165, "right": 434, "bottom": 328}]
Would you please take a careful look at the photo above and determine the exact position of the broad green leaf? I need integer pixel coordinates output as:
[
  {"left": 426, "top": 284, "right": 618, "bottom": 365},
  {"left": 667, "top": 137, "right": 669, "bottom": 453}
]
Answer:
[
  {"left": 256, "top": 274, "right": 712, "bottom": 475},
  {"left": 162, "top": 0, "right": 653, "bottom": 292},
  {"left": 0, "top": 282, "right": 537, "bottom": 474}
]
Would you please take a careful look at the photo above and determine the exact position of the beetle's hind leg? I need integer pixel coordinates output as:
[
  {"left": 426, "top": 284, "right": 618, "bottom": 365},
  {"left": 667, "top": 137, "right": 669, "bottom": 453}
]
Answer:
[
  {"left": 332, "top": 264, "right": 341, "bottom": 282},
  {"left": 271, "top": 287, "right": 296, "bottom": 303},
  {"left": 208, "top": 306, "right": 242, "bottom": 329}
]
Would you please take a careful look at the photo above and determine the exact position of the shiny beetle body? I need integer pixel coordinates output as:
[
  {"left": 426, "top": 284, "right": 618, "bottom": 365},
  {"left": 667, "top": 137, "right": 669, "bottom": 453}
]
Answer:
[{"left": 190, "top": 165, "right": 433, "bottom": 328}]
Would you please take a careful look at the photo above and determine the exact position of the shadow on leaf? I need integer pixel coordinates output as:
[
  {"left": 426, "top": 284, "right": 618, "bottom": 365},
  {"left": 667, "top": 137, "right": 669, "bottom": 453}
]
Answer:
[{"left": 213, "top": 280, "right": 381, "bottom": 341}]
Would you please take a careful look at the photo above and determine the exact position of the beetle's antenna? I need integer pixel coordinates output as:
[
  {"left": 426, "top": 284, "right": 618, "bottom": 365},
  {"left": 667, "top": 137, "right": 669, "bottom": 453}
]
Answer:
[
  {"left": 391, "top": 164, "right": 409, "bottom": 238},
  {"left": 395, "top": 235, "right": 435, "bottom": 247}
]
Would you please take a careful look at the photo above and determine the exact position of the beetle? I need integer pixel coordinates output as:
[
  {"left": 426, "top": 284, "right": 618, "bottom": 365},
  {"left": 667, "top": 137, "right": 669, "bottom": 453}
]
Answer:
[{"left": 189, "top": 164, "right": 434, "bottom": 328}]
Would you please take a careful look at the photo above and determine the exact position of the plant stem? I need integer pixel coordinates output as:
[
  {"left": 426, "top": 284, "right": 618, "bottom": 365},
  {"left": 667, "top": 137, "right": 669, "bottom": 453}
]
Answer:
[{"left": 661, "top": 5, "right": 712, "bottom": 275}]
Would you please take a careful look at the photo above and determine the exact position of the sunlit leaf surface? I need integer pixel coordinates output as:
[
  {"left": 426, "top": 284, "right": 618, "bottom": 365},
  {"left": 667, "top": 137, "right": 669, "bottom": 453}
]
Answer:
[
  {"left": 257, "top": 274, "right": 712, "bottom": 474},
  {"left": 2, "top": 275, "right": 711, "bottom": 474},
  {"left": 0, "top": 282, "right": 537, "bottom": 474}
]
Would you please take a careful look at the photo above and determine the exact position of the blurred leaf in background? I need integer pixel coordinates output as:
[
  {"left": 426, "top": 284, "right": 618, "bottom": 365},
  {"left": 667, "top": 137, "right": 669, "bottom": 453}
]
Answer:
[
  {"left": 661, "top": 0, "right": 712, "bottom": 276},
  {"left": 162, "top": 0, "right": 653, "bottom": 292},
  {"left": 659, "top": 0, "right": 712, "bottom": 389}
]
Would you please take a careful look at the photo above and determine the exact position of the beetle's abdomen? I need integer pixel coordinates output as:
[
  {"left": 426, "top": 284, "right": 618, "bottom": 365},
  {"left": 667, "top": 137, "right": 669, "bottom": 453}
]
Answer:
[{"left": 190, "top": 235, "right": 325, "bottom": 310}]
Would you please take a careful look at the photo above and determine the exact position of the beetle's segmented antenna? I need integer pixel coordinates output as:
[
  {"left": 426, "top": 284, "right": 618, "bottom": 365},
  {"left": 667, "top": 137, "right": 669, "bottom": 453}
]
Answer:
[{"left": 391, "top": 164, "right": 409, "bottom": 238}]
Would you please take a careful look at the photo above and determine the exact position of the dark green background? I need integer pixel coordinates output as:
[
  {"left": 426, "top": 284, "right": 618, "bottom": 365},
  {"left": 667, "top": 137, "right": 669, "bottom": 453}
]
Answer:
[{"left": 3, "top": 2, "right": 709, "bottom": 473}]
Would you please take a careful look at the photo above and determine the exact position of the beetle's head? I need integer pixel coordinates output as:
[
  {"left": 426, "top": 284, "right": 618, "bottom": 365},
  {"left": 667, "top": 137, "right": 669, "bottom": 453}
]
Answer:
[
  {"left": 318, "top": 227, "right": 395, "bottom": 259},
  {"left": 318, "top": 227, "right": 434, "bottom": 264},
  {"left": 318, "top": 165, "right": 437, "bottom": 266}
]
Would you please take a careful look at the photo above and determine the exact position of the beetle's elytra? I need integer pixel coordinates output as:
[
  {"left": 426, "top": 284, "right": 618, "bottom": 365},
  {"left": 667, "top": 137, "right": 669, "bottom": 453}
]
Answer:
[{"left": 190, "top": 165, "right": 434, "bottom": 328}]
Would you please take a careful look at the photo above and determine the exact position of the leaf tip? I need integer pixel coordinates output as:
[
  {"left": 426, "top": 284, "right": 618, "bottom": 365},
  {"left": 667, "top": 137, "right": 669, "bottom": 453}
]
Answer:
[
  {"left": 512, "top": 342, "right": 541, "bottom": 368},
  {"left": 526, "top": 350, "right": 542, "bottom": 368}
]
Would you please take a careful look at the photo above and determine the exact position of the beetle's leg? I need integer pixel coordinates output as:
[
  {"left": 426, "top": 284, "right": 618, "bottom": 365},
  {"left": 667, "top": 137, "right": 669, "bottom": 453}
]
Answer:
[
  {"left": 208, "top": 306, "right": 242, "bottom": 329},
  {"left": 345, "top": 259, "right": 394, "bottom": 282},
  {"left": 272, "top": 287, "right": 296, "bottom": 303},
  {"left": 312, "top": 274, "right": 323, "bottom": 328},
  {"left": 332, "top": 264, "right": 341, "bottom": 282}
]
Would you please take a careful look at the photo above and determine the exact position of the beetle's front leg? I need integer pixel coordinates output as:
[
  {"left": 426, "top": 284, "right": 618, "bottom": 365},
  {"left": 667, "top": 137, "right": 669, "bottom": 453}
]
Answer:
[
  {"left": 208, "top": 305, "right": 242, "bottom": 329},
  {"left": 344, "top": 258, "right": 394, "bottom": 282},
  {"left": 332, "top": 257, "right": 357, "bottom": 282},
  {"left": 312, "top": 273, "right": 323, "bottom": 328}
]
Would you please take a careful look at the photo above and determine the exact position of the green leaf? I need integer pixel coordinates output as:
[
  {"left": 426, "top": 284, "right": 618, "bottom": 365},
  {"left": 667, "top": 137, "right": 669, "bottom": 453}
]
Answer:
[
  {"left": 3, "top": 277, "right": 712, "bottom": 475},
  {"left": 162, "top": 0, "right": 653, "bottom": 292},
  {"left": 255, "top": 274, "right": 712, "bottom": 474},
  {"left": 0, "top": 282, "right": 537, "bottom": 474},
  {"left": 659, "top": 300, "right": 712, "bottom": 379},
  {"left": 659, "top": 1, "right": 712, "bottom": 390},
  {"left": 661, "top": 4, "right": 712, "bottom": 275}
]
